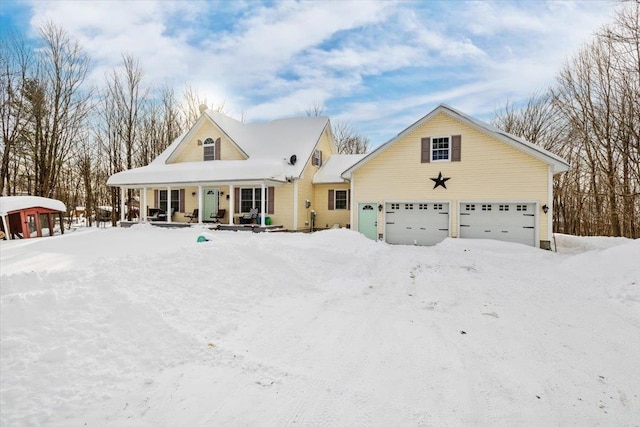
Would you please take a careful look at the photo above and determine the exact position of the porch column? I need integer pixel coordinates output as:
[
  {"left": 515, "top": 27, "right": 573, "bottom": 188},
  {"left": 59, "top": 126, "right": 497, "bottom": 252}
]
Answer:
[
  {"left": 142, "top": 187, "right": 147, "bottom": 221},
  {"left": 120, "top": 187, "right": 126, "bottom": 223},
  {"left": 228, "top": 184, "right": 235, "bottom": 225},
  {"left": 260, "top": 182, "right": 266, "bottom": 227},
  {"left": 167, "top": 186, "right": 172, "bottom": 223},
  {"left": 197, "top": 185, "right": 203, "bottom": 223}
]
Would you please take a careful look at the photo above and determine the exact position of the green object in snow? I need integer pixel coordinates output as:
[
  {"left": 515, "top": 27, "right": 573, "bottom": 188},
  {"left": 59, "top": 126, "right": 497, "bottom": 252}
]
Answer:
[{"left": 197, "top": 235, "right": 209, "bottom": 243}]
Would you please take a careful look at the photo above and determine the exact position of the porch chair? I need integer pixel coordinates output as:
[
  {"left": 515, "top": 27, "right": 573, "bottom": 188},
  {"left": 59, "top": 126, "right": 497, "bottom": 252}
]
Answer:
[
  {"left": 185, "top": 208, "right": 199, "bottom": 223},
  {"left": 210, "top": 209, "right": 226, "bottom": 223},
  {"left": 158, "top": 208, "right": 175, "bottom": 222},
  {"left": 239, "top": 207, "right": 259, "bottom": 224},
  {"left": 147, "top": 208, "right": 163, "bottom": 222}
]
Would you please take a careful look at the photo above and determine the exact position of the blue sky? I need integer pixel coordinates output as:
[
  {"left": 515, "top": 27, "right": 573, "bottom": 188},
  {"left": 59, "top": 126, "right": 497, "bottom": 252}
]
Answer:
[{"left": 0, "top": 0, "right": 618, "bottom": 146}]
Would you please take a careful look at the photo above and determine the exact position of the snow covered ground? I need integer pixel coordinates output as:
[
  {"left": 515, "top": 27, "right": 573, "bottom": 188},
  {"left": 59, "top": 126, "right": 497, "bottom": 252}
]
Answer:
[{"left": 1, "top": 226, "right": 638, "bottom": 426}]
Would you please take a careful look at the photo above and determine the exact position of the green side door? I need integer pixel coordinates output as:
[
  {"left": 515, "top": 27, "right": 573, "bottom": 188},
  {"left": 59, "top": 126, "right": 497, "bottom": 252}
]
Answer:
[{"left": 358, "top": 203, "right": 378, "bottom": 240}]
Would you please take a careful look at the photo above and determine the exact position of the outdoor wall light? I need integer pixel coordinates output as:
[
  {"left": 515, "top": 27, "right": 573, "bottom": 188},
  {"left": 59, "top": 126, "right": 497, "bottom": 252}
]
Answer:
[
  {"left": 378, "top": 204, "right": 383, "bottom": 212},
  {"left": 191, "top": 192, "right": 196, "bottom": 197},
  {"left": 542, "top": 204, "right": 549, "bottom": 214}
]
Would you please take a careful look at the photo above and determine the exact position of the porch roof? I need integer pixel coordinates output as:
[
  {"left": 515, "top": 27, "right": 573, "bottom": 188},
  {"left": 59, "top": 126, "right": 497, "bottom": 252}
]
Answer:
[{"left": 106, "top": 159, "right": 289, "bottom": 187}]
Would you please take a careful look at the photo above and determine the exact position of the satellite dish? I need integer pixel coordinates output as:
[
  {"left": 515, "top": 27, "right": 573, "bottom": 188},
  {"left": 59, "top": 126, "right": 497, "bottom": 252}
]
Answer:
[{"left": 289, "top": 154, "right": 297, "bottom": 165}]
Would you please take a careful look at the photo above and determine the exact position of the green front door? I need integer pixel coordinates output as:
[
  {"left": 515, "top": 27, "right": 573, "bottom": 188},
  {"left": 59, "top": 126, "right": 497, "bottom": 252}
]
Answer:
[
  {"left": 203, "top": 188, "right": 220, "bottom": 220},
  {"left": 358, "top": 203, "right": 378, "bottom": 240}
]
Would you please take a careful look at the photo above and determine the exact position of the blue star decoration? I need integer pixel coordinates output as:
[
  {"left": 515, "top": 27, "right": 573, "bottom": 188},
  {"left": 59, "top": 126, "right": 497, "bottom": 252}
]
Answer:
[{"left": 430, "top": 172, "right": 450, "bottom": 189}]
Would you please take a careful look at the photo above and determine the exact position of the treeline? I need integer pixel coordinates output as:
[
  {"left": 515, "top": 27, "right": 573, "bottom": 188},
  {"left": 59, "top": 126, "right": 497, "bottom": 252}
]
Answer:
[{"left": 493, "top": 2, "right": 639, "bottom": 238}]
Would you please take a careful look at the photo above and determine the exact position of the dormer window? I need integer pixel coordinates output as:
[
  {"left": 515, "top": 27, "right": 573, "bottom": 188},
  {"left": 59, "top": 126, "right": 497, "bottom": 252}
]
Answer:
[
  {"left": 312, "top": 149, "right": 322, "bottom": 167},
  {"left": 203, "top": 137, "right": 220, "bottom": 161}
]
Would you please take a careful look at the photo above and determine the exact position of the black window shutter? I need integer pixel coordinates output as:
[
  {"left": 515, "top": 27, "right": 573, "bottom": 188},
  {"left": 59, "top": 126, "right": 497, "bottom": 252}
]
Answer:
[
  {"left": 328, "top": 190, "right": 335, "bottom": 210},
  {"left": 154, "top": 190, "right": 159, "bottom": 208},
  {"left": 421, "top": 137, "right": 431, "bottom": 163},
  {"left": 179, "top": 189, "right": 185, "bottom": 212},
  {"left": 234, "top": 187, "right": 240, "bottom": 213},
  {"left": 347, "top": 189, "right": 351, "bottom": 210},
  {"left": 215, "top": 137, "right": 221, "bottom": 160},
  {"left": 452, "top": 135, "right": 461, "bottom": 161}
]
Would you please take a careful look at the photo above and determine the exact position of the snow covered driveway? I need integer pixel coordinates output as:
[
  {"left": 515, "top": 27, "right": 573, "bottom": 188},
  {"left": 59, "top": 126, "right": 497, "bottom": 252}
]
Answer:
[{"left": 1, "top": 226, "right": 639, "bottom": 425}]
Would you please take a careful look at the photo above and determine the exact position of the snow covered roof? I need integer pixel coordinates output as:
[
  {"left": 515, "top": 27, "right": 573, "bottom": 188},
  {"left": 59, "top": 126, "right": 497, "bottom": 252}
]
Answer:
[
  {"left": 312, "top": 154, "right": 366, "bottom": 184},
  {"left": 108, "top": 159, "right": 292, "bottom": 186},
  {"left": 0, "top": 196, "right": 66, "bottom": 215},
  {"left": 343, "top": 104, "right": 570, "bottom": 178},
  {"left": 109, "top": 111, "right": 331, "bottom": 187}
]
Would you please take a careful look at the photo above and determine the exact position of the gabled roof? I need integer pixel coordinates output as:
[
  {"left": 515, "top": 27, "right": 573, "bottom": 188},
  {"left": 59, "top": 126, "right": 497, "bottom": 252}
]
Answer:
[
  {"left": 312, "top": 154, "right": 366, "bottom": 184},
  {"left": 107, "top": 111, "right": 331, "bottom": 187},
  {"left": 0, "top": 196, "right": 66, "bottom": 215},
  {"left": 342, "top": 104, "right": 570, "bottom": 178}
]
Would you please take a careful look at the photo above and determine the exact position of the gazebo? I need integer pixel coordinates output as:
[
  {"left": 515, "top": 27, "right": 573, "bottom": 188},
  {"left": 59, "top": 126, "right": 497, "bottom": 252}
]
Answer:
[{"left": 0, "top": 196, "right": 66, "bottom": 240}]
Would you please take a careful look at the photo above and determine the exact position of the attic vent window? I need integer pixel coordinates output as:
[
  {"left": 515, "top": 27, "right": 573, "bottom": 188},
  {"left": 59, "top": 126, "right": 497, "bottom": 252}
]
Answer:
[
  {"left": 203, "top": 137, "right": 219, "bottom": 161},
  {"left": 312, "top": 149, "right": 323, "bottom": 167}
]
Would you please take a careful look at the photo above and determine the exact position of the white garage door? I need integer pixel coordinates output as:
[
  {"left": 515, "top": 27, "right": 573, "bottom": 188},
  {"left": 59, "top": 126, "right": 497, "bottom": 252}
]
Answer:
[
  {"left": 385, "top": 202, "right": 449, "bottom": 246},
  {"left": 459, "top": 203, "right": 536, "bottom": 246}
]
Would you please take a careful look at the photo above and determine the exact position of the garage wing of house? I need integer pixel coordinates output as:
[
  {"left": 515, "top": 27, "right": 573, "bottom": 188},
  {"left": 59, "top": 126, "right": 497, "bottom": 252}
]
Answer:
[{"left": 341, "top": 104, "right": 570, "bottom": 248}]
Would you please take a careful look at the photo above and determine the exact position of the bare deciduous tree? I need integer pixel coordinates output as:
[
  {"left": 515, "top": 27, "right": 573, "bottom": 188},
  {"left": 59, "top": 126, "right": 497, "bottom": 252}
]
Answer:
[
  {"left": 302, "top": 101, "right": 369, "bottom": 154},
  {"left": 27, "top": 23, "right": 91, "bottom": 199},
  {"left": 332, "top": 120, "right": 369, "bottom": 154},
  {"left": 0, "top": 33, "right": 33, "bottom": 196}
]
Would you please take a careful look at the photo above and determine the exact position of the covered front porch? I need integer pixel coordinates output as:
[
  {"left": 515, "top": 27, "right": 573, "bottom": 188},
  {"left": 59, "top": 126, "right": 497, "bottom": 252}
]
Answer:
[{"left": 116, "top": 180, "right": 281, "bottom": 229}]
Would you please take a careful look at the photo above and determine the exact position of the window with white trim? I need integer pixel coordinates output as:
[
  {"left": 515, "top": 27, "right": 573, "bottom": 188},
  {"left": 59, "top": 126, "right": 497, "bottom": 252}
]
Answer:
[
  {"left": 203, "top": 137, "right": 216, "bottom": 161},
  {"left": 334, "top": 190, "right": 348, "bottom": 210},
  {"left": 159, "top": 190, "right": 180, "bottom": 213},
  {"left": 431, "top": 136, "right": 450, "bottom": 161},
  {"left": 240, "top": 188, "right": 269, "bottom": 213}
]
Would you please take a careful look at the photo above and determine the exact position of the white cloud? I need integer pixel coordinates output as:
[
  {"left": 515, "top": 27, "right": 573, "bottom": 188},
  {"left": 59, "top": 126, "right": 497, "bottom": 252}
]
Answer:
[{"left": 21, "top": 0, "right": 622, "bottom": 144}]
